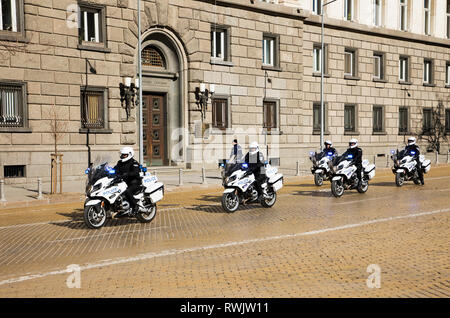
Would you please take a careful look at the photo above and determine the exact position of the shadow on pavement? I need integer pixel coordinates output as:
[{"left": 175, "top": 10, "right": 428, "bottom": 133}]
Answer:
[
  {"left": 186, "top": 203, "right": 262, "bottom": 214},
  {"left": 291, "top": 190, "right": 332, "bottom": 198}
]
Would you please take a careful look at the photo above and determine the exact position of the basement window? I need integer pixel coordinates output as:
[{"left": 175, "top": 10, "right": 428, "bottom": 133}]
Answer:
[{"left": 4, "top": 165, "right": 25, "bottom": 178}]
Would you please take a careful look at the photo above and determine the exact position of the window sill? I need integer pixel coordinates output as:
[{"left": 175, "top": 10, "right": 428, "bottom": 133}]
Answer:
[
  {"left": 313, "top": 72, "right": 330, "bottom": 78},
  {"left": 262, "top": 129, "right": 283, "bottom": 135},
  {"left": 79, "top": 128, "right": 112, "bottom": 134},
  {"left": 344, "top": 75, "right": 360, "bottom": 81},
  {"left": 0, "top": 32, "right": 28, "bottom": 43},
  {"left": 445, "top": 85, "right": 450, "bottom": 89},
  {"left": 262, "top": 65, "right": 282, "bottom": 72},
  {"left": 423, "top": 83, "right": 436, "bottom": 87},
  {"left": 398, "top": 80, "right": 412, "bottom": 85},
  {"left": 209, "top": 128, "right": 230, "bottom": 135},
  {"left": 0, "top": 127, "right": 32, "bottom": 133},
  {"left": 344, "top": 131, "right": 359, "bottom": 136},
  {"left": 373, "top": 78, "right": 387, "bottom": 83},
  {"left": 398, "top": 131, "right": 412, "bottom": 135},
  {"left": 77, "top": 44, "right": 111, "bottom": 53},
  {"left": 372, "top": 131, "right": 387, "bottom": 135},
  {"left": 210, "top": 58, "right": 234, "bottom": 67},
  {"left": 312, "top": 130, "right": 330, "bottom": 135}
]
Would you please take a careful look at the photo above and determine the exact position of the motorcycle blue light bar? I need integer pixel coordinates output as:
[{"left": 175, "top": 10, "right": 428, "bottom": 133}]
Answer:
[
  {"left": 327, "top": 152, "right": 333, "bottom": 156},
  {"left": 108, "top": 169, "right": 116, "bottom": 174},
  {"left": 390, "top": 150, "right": 396, "bottom": 154},
  {"left": 85, "top": 169, "right": 90, "bottom": 174},
  {"left": 347, "top": 154, "right": 353, "bottom": 159},
  {"left": 242, "top": 163, "right": 248, "bottom": 169},
  {"left": 410, "top": 151, "right": 416, "bottom": 155},
  {"left": 309, "top": 151, "right": 315, "bottom": 156}
]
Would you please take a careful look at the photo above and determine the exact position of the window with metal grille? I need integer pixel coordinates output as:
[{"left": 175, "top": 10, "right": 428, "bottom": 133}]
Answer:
[
  {"left": 344, "top": 104, "right": 356, "bottom": 132},
  {"left": 373, "top": 106, "right": 384, "bottom": 133},
  {"left": 4, "top": 165, "right": 25, "bottom": 178},
  {"left": 399, "top": 107, "right": 408, "bottom": 133},
  {"left": 81, "top": 88, "right": 105, "bottom": 129},
  {"left": 142, "top": 46, "right": 165, "bottom": 67},
  {"left": 445, "top": 109, "right": 450, "bottom": 133},
  {"left": 0, "top": 83, "right": 24, "bottom": 128},
  {"left": 423, "top": 108, "right": 432, "bottom": 133},
  {"left": 212, "top": 99, "right": 228, "bottom": 130},
  {"left": 263, "top": 101, "right": 277, "bottom": 131},
  {"left": 313, "top": 103, "right": 327, "bottom": 132}
]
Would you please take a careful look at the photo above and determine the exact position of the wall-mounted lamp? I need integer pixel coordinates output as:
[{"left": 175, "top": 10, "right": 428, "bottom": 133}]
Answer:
[
  {"left": 119, "top": 77, "right": 139, "bottom": 120},
  {"left": 194, "top": 83, "right": 215, "bottom": 119}
]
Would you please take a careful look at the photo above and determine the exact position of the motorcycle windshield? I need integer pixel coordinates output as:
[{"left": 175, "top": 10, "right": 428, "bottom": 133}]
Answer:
[{"left": 86, "top": 155, "right": 114, "bottom": 187}]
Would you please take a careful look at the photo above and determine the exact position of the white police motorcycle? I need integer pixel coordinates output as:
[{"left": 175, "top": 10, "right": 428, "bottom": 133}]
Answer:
[
  {"left": 330, "top": 154, "right": 376, "bottom": 198},
  {"left": 309, "top": 150, "right": 336, "bottom": 186},
  {"left": 221, "top": 162, "right": 284, "bottom": 213},
  {"left": 390, "top": 149, "right": 431, "bottom": 187},
  {"left": 83, "top": 163, "right": 164, "bottom": 229}
]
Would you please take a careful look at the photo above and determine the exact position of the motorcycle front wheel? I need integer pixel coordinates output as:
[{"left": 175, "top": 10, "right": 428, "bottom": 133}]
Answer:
[
  {"left": 84, "top": 204, "right": 107, "bottom": 229},
  {"left": 314, "top": 173, "right": 324, "bottom": 186},
  {"left": 331, "top": 179, "right": 344, "bottom": 198},
  {"left": 357, "top": 178, "right": 369, "bottom": 193},
  {"left": 395, "top": 173, "right": 405, "bottom": 187},
  {"left": 222, "top": 191, "right": 240, "bottom": 213}
]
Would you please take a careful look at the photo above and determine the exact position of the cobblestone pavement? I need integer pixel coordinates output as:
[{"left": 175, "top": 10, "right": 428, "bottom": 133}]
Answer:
[{"left": 0, "top": 167, "right": 449, "bottom": 297}]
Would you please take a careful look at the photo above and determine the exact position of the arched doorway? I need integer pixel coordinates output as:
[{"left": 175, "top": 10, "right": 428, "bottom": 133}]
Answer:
[{"left": 139, "top": 28, "right": 188, "bottom": 167}]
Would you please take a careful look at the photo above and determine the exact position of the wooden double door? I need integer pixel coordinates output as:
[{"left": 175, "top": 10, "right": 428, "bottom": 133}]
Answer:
[{"left": 143, "top": 94, "right": 167, "bottom": 166}]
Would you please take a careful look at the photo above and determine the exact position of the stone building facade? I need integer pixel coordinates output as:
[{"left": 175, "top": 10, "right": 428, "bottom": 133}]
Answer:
[{"left": 0, "top": 0, "right": 448, "bottom": 185}]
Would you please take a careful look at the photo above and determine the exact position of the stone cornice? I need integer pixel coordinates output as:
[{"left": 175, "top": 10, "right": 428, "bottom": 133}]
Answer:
[{"left": 304, "top": 14, "right": 450, "bottom": 48}]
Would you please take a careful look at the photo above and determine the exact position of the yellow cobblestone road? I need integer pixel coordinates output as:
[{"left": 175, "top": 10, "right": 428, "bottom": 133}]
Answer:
[{"left": 0, "top": 167, "right": 449, "bottom": 297}]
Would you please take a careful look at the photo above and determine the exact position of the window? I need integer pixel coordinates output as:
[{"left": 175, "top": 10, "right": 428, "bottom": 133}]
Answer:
[
  {"left": 211, "top": 26, "right": 229, "bottom": 61},
  {"left": 446, "top": 62, "right": 450, "bottom": 86},
  {"left": 423, "top": 108, "right": 432, "bottom": 133},
  {"left": 313, "top": 0, "right": 322, "bottom": 15},
  {"left": 447, "top": 1, "right": 450, "bottom": 38},
  {"left": 423, "top": 59, "right": 433, "bottom": 85},
  {"left": 344, "top": 48, "right": 357, "bottom": 77},
  {"left": 424, "top": 0, "right": 431, "bottom": 35},
  {"left": 142, "top": 46, "right": 165, "bottom": 68},
  {"left": 344, "top": 104, "right": 356, "bottom": 132},
  {"left": 445, "top": 109, "right": 450, "bottom": 133},
  {"left": 399, "top": 56, "right": 409, "bottom": 82},
  {"left": 78, "top": 2, "right": 106, "bottom": 48},
  {"left": 313, "top": 44, "right": 327, "bottom": 73},
  {"left": 373, "top": 0, "right": 382, "bottom": 26},
  {"left": 373, "top": 106, "right": 384, "bottom": 133},
  {"left": 262, "top": 36, "right": 275, "bottom": 66},
  {"left": 400, "top": 0, "right": 408, "bottom": 31},
  {"left": 0, "top": 0, "right": 19, "bottom": 32},
  {"left": 313, "top": 103, "right": 327, "bottom": 132},
  {"left": 81, "top": 87, "right": 108, "bottom": 129},
  {"left": 4, "top": 165, "right": 25, "bottom": 178},
  {"left": 212, "top": 98, "right": 229, "bottom": 130},
  {"left": 263, "top": 100, "right": 278, "bottom": 131},
  {"left": 344, "top": 0, "right": 354, "bottom": 21},
  {"left": 399, "top": 107, "right": 408, "bottom": 133},
  {"left": 0, "top": 81, "right": 27, "bottom": 129},
  {"left": 373, "top": 52, "right": 385, "bottom": 80}
]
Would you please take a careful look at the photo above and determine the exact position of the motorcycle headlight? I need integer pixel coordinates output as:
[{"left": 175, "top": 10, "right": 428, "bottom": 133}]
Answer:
[
  {"left": 226, "top": 175, "right": 237, "bottom": 183},
  {"left": 91, "top": 184, "right": 101, "bottom": 193},
  {"left": 338, "top": 164, "right": 344, "bottom": 170},
  {"left": 401, "top": 159, "right": 407, "bottom": 164}
]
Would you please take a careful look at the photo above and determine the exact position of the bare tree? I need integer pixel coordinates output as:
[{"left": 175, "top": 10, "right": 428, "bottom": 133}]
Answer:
[
  {"left": 417, "top": 97, "right": 448, "bottom": 154},
  {"left": 46, "top": 103, "right": 69, "bottom": 156}
]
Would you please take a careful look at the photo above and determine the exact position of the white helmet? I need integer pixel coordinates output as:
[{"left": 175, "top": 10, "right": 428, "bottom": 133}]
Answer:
[
  {"left": 407, "top": 136, "right": 416, "bottom": 146},
  {"left": 119, "top": 147, "right": 134, "bottom": 162},
  {"left": 249, "top": 141, "right": 259, "bottom": 155},
  {"left": 324, "top": 140, "right": 333, "bottom": 148},
  {"left": 349, "top": 138, "right": 358, "bottom": 149}
]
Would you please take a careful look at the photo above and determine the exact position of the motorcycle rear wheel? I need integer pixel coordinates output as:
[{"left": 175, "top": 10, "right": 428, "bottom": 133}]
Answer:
[
  {"left": 136, "top": 204, "right": 157, "bottom": 223},
  {"left": 222, "top": 192, "right": 240, "bottom": 213},
  {"left": 331, "top": 180, "right": 344, "bottom": 198},
  {"left": 84, "top": 204, "right": 107, "bottom": 229}
]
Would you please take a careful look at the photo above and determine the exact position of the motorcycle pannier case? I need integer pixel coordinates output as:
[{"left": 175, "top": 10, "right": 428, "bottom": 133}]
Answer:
[
  {"left": 422, "top": 159, "right": 431, "bottom": 174},
  {"left": 144, "top": 181, "right": 164, "bottom": 203},
  {"left": 268, "top": 173, "right": 283, "bottom": 192},
  {"left": 364, "top": 164, "right": 376, "bottom": 180}
]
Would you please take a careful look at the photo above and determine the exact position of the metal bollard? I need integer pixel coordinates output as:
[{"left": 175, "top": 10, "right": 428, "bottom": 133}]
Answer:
[
  {"left": 0, "top": 180, "right": 6, "bottom": 202},
  {"left": 296, "top": 161, "right": 300, "bottom": 176},
  {"left": 37, "top": 178, "right": 43, "bottom": 200},
  {"left": 447, "top": 151, "right": 449, "bottom": 164},
  {"left": 178, "top": 169, "right": 183, "bottom": 186},
  {"left": 435, "top": 151, "right": 439, "bottom": 165},
  {"left": 386, "top": 154, "right": 389, "bottom": 168},
  {"left": 202, "top": 167, "right": 207, "bottom": 184}
]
